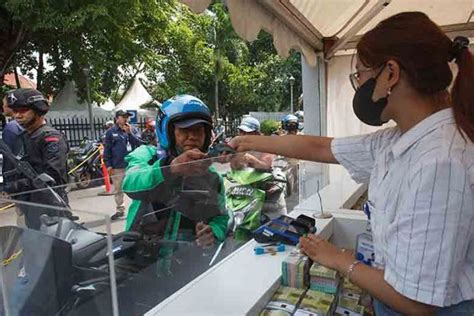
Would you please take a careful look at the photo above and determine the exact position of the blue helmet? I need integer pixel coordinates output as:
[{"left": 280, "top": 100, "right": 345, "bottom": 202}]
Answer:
[
  {"left": 156, "top": 95, "right": 213, "bottom": 154},
  {"left": 282, "top": 114, "right": 299, "bottom": 131}
]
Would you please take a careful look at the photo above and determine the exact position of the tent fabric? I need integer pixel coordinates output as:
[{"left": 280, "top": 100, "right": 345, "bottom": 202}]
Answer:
[
  {"left": 290, "top": 0, "right": 474, "bottom": 38},
  {"left": 49, "top": 81, "right": 111, "bottom": 118},
  {"left": 115, "top": 77, "right": 153, "bottom": 111},
  {"left": 180, "top": 0, "right": 317, "bottom": 66},
  {"left": 180, "top": 0, "right": 474, "bottom": 65},
  {"left": 101, "top": 98, "right": 116, "bottom": 111}
]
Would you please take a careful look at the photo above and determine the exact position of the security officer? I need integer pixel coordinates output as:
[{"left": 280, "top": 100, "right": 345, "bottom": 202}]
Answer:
[
  {"left": 104, "top": 110, "right": 142, "bottom": 220},
  {"left": 4, "top": 88, "right": 70, "bottom": 230}
]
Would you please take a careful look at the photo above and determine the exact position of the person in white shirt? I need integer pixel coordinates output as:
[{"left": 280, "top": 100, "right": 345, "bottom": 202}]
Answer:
[{"left": 229, "top": 12, "right": 474, "bottom": 315}]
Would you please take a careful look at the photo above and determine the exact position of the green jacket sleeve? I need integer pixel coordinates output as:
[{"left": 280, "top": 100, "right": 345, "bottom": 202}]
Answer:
[
  {"left": 208, "top": 167, "right": 230, "bottom": 242},
  {"left": 125, "top": 199, "right": 142, "bottom": 231},
  {"left": 122, "top": 145, "right": 178, "bottom": 202}
]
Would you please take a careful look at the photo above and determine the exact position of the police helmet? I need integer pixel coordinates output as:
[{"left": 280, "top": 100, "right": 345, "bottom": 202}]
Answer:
[{"left": 6, "top": 89, "right": 49, "bottom": 115}]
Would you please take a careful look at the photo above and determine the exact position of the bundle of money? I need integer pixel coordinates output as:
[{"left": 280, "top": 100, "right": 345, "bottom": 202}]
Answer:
[
  {"left": 293, "top": 289, "right": 335, "bottom": 316},
  {"left": 309, "top": 263, "right": 340, "bottom": 294},
  {"left": 340, "top": 278, "right": 363, "bottom": 301},
  {"left": 281, "top": 251, "right": 311, "bottom": 289},
  {"left": 335, "top": 296, "right": 365, "bottom": 316},
  {"left": 260, "top": 286, "right": 306, "bottom": 316}
]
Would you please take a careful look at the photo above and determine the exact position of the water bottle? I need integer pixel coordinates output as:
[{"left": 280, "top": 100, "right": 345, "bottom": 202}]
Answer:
[{"left": 355, "top": 221, "right": 374, "bottom": 266}]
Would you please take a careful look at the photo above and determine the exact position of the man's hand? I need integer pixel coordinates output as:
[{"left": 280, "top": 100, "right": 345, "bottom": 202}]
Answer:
[
  {"left": 230, "top": 153, "right": 254, "bottom": 170},
  {"left": 227, "top": 136, "right": 246, "bottom": 152},
  {"left": 170, "top": 149, "right": 212, "bottom": 176},
  {"left": 196, "top": 222, "right": 216, "bottom": 248},
  {"left": 122, "top": 123, "right": 131, "bottom": 134}
]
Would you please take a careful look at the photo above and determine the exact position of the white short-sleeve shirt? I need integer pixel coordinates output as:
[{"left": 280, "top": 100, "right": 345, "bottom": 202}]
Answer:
[{"left": 332, "top": 108, "right": 474, "bottom": 307}]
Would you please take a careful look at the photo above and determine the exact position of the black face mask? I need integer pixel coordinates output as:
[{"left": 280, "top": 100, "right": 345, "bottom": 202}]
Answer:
[{"left": 352, "top": 77, "right": 389, "bottom": 126}]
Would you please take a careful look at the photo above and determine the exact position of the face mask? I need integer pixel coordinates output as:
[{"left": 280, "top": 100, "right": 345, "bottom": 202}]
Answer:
[{"left": 352, "top": 77, "right": 389, "bottom": 126}]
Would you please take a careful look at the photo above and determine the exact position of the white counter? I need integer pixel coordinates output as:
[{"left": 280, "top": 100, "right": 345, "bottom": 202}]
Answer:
[{"left": 145, "top": 209, "right": 366, "bottom": 316}]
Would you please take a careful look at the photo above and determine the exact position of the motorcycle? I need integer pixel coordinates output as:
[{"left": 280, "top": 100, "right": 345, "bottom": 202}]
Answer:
[
  {"left": 224, "top": 167, "right": 287, "bottom": 241},
  {"left": 68, "top": 138, "right": 103, "bottom": 189},
  {"left": 0, "top": 139, "right": 143, "bottom": 315},
  {"left": 273, "top": 156, "right": 299, "bottom": 199}
]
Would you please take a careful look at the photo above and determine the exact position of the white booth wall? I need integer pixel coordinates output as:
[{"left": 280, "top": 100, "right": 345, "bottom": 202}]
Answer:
[{"left": 326, "top": 54, "right": 385, "bottom": 187}]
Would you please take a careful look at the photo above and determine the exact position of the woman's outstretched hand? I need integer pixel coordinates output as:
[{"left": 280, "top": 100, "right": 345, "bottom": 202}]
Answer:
[{"left": 299, "top": 234, "right": 351, "bottom": 271}]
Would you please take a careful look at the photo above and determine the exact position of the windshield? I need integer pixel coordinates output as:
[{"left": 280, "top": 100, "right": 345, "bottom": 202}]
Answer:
[{"left": 0, "top": 150, "right": 337, "bottom": 315}]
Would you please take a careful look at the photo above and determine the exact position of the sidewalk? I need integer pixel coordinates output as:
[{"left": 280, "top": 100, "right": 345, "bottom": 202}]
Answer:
[{"left": 0, "top": 185, "right": 131, "bottom": 234}]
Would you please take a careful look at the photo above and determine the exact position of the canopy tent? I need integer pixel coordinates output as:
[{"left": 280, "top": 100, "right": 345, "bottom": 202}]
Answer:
[
  {"left": 116, "top": 76, "right": 153, "bottom": 111},
  {"left": 101, "top": 98, "right": 116, "bottom": 111},
  {"left": 48, "top": 81, "right": 112, "bottom": 118},
  {"left": 180, "top": 0, "right": 474, "bottom": 188},
  {"left": 182, "top": 0, "right": 474, "bottom": 63},
  {"left": 115, "top": 76, "right": 157, "bottom": 118}
]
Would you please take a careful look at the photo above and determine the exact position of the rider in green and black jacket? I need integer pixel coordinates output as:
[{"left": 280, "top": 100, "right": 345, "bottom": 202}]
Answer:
[{"left": 122, "top": 95, "right": 229, "bottom": 250}]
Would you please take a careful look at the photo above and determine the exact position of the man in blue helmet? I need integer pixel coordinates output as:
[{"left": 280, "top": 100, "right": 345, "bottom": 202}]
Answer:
[
  {"left": 122, "top": 95, "right": 229, "bottom": 250},
  {"left": 281, "top": 114, "right": 299, "bottom": 135}
]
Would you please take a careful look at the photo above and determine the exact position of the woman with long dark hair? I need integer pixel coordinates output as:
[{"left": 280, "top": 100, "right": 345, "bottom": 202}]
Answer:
[{"left": 229, "top": 12, "right": 474, "bottom": 315}]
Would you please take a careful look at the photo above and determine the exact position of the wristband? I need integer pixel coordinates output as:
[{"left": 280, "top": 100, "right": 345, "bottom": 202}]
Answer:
[{"left": 347, "top": 260, "right": 362, "bottom": 282}]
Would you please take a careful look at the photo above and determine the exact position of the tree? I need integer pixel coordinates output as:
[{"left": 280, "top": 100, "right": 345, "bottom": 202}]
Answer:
[
  {"left": 1, "top": 0, "right": 175, "bottom": 102},
  {"left": 1, "top": 0, "right": 302, "bottom": 119}
]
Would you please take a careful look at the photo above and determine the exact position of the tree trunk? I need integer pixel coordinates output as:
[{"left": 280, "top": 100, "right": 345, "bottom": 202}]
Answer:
[
  {"left": 214, "top": 74, "right": 219, "bottom": 120},
  {"left": 13, "top": 67, "right": 20, "bottom": 88},
  {"left": 51, "top": 45, "right": 66, "bottom": 89},
  {"left": 0, "top": 9, "right": 26, "bottom": 78},
  {"left": 37, "top": 48, "right": 44, "bottom": 90}
]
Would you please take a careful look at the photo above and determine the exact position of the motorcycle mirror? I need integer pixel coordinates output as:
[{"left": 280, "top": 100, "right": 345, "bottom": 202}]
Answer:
[{"left": 34, "top": 173, "right": 57, "bottom": 187}]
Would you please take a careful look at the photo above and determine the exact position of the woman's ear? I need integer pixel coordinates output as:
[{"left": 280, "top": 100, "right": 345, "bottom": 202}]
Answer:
[{"left": 386, "top": 59, "right": 400, "bottom": 87}]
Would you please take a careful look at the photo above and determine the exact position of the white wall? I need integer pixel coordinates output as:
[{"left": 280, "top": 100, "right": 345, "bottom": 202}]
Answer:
[{"left": 326, "top": 55, "right": 392, "bottom": 186}]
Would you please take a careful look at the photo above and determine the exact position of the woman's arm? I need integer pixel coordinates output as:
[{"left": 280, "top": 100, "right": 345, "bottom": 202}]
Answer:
[
  {"left": 300, "top": 235, "right": 436, "bottom": 315},
  {"left": 229, "top": 135, "right": 338, "bottom": 164}
]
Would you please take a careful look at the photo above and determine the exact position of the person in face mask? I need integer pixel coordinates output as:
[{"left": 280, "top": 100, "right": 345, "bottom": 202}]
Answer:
[{"left": 228, "top": 12, "right": 474, "bottom": 315}]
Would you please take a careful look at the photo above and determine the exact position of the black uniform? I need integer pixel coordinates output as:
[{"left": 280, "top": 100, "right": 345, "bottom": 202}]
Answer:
[{"left": 8, "top": 124, "right": 70, "bottom": 229}]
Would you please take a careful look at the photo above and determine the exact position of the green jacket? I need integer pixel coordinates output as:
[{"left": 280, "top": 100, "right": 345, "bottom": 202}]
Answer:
[{"left": 122, "top": 145, "right": 229, "bottom": 242}]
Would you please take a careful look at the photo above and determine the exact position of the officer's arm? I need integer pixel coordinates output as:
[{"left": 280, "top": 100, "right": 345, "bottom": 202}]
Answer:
[
  {"left": 207, "top": 170, "right": 230, "bottom": 241},
  {"left": 40, "top": 134, "right": 69, "bottom": 187},
  {"left": 104, "top": 130, "right": 113, "bottom": 168}
]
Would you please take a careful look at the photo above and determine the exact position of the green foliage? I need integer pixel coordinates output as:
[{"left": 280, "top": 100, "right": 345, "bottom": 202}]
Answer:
[
  {"left": 260, "top": 119, "right": 281, "bottom": 136},
  {"left": 1, "top": 0, "right": 302, "bottom": 117}
]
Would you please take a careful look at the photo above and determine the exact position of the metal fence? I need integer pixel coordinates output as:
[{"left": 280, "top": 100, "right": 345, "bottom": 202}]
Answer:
[
  {"left": 46, "top": 117, "right": 148, "bottom": 147},
  {"left": 0, "top": 116, "right": 242, "bottom": 147}
]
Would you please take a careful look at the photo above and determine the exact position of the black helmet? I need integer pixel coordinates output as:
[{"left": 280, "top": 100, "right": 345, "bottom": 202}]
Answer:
[{"left": 6, "top": 89, "right": 49, "bottom": 115}]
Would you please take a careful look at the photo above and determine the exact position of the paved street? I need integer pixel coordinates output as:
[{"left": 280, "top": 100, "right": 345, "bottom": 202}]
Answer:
[{"left": 0, "top": 185, "right": 129, "bottom": 234}]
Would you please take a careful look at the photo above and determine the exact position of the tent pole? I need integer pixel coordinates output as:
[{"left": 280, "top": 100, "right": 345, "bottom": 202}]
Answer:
[{"left": 325, "top": 0, "right": 391, "bottom": 60}]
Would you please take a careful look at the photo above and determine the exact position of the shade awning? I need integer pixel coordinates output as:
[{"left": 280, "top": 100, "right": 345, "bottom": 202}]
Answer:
[{"left": 180, "top": 0, "right": 474, "bottom": 63}]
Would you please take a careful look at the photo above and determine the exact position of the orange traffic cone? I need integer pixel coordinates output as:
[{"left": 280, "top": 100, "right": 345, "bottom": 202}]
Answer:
[{"left": 98, "top": 144, "right": 112, "bottom": 195}]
